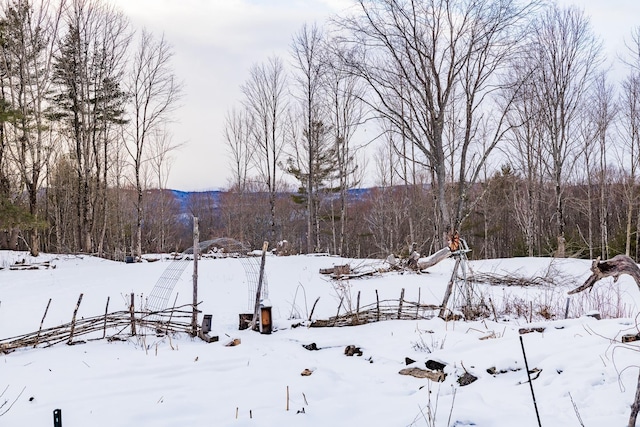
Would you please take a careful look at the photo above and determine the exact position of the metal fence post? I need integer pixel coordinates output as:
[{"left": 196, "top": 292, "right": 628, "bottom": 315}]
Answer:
[{"left": 53, "top": 409, "right": 62, "bottom": 427}]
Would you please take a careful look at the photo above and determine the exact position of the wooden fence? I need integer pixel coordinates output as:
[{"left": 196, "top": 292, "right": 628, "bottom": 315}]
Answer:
[
  {"left": 0, "top": 293, "right": 195, "bottom": 354},
  {"left": 310, "top": 288, "right": 441, "bottom": 327}
]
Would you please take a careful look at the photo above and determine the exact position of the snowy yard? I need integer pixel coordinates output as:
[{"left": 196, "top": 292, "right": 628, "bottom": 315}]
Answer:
[{"left": 1, "top": 251, "right": 640, "bottom": 426}]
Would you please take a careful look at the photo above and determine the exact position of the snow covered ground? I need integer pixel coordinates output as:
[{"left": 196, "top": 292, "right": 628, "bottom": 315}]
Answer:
[{"left": 1, "top": 250, "right": 640, "bottom": 426}]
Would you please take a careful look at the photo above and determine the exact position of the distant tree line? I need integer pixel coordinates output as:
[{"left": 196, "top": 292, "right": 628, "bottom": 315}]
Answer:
[{"left": 2, "top": 0, "right": 640, "bottom": 262}]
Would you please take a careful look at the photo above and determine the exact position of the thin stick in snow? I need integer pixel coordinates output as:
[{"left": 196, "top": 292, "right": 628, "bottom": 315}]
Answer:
[
  {"left": 0, "top": 386, "right": 26, "bottom": 416},
  {"left": 308, "top": 297, "right": 320, "bottom": 322},
  {"left": 519, "top": 336, "right": 542, "bottom": 427},
  {"left": 103, "top": 297, "right": 110, "bottom": 339},
  {"left": 334, "top": 296, "right": 344, "bottom": 327},
  {"left": 165, "top": 293, "right": 180, "bottom": 335},
  {"left": 629, "top": 369, "right": 640, "bottom": 427}
]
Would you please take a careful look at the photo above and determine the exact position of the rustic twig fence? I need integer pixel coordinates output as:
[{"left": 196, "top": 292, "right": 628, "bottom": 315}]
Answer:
[
  {"left": 0, "top": 293, "right": 196, "bottom": 354},
  {"left": 310, "top": 288, "right": 441, "bottom": 327}
]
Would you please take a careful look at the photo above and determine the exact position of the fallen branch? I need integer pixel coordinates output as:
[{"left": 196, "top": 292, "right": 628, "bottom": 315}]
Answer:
[
  {"left": 0, "top": 386, "right": 26, "bottom": 417},
  {"left": 416, "top": 247, "right": 452, "bottom": 271}
]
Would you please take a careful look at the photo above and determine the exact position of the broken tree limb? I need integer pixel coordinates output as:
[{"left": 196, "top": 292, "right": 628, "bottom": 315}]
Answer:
[
  {"left": 568, "top": 255, "right": 640, "bottom": 295},
  {"left": 416, "top": 247, "right": 452, "bottom": 271}
]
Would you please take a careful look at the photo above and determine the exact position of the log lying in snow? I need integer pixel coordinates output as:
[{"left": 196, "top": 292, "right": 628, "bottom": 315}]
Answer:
[
  {"left": 416, "top": 247, "right": 452, "bottom": 271},
  {"left": 319, "top": 264, "right": 351, "bottom": 276},
  {"left": 399, "top": 367, "right": 446, "bottom": 382},
  {"left": 568, "top": 255, "right": 640, "bottom": 295}
]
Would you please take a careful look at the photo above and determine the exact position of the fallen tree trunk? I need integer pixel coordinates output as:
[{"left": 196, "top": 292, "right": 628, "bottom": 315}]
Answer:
[
  {"left": 568, "top": 255, "right": 640, "bottom": 295},
  {"left": 416, "top": 247, "right": 452, "bottom": 271}
]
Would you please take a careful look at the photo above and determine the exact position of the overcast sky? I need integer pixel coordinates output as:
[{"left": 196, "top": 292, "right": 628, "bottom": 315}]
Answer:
[{"left": 108, "top": 0, "right": 640, "bottom": 192}]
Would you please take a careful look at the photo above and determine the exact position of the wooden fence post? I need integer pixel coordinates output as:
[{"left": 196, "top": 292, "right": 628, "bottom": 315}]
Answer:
[
  {"left": 68, "top": 294, "right": 83, "bottom": 344},
  {"left": 439, "top": 258, "right": 461, "bottom": 319},
  {"left": 34, "top": 298, "right": 52, "bottom": 348},
  {"left": 376, "top": 290, "right": 380, "bottom": 322},
  {"left": 397, "top": 288, "right": 405, "bottom": 320},
  {"left": 192, "top": 217, "right": 199, "bottom": 336},
  {"left": 103, "top": 297, "right": 110, "bottom": 339},
  {"left": 130, "top": 293, "right": 136, "bottom": 336}
]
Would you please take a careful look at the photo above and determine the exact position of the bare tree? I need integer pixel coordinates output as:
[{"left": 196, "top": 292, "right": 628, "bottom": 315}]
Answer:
[
  {"left": 126, "top": 29, "right": 181, "bottom": 258},
  {"left": 224, "top": 106, "right": 254, "bottom": 193},
  {"left": 223, "top": 106, "right": 255, "bottom": 243},
  {"left": 618, "top": 75, "right": 640, "bottom": 259},
  {"left": 148, "top": 126, "right": 180, "bottom": 253},
  {"left": 618, "top": 26, "right": 640, "bottom": 261},
  {"left": 288, "top": 23, "right": 333, "bottom": 253},
  {"left": 335, "top": 0, "right": 537, "bottom": 243},
  {"left": 241, "top": 55, "right": 288, "bottom": 244},
  {"left": 586, "top": 73, "right": 615, "bottom": 259},
  {"left": 505, "top": 74, "right": 545, "bottom": 257},
  {"left": 324, "top": 38, "right": 365, "bottom": 256},
  {"left": 530, "top": 5, "right": 603, "bottom": 257}
]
